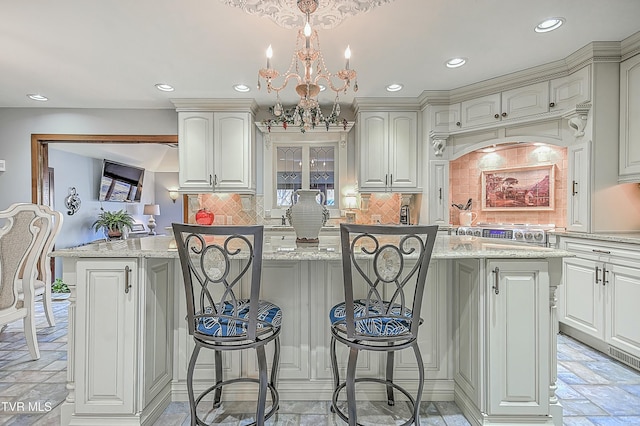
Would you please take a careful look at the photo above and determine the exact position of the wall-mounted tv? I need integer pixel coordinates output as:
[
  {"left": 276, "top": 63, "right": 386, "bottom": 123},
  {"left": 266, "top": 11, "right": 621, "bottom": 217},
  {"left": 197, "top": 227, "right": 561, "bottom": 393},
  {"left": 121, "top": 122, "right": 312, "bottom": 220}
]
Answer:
[{"left": 98, "top": 159, "right": 145, "bottom": 202}]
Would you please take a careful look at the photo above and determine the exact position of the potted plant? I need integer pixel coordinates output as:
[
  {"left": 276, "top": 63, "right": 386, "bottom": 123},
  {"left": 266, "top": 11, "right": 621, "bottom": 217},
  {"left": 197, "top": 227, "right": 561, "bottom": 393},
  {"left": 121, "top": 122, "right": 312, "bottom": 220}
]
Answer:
[{"left": 92, "top": 208, "right": 134, "bottom": 239}]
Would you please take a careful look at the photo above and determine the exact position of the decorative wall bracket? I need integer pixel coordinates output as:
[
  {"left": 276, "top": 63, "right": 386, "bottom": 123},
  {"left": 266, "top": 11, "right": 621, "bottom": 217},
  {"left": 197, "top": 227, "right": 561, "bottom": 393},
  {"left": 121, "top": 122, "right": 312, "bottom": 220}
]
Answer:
[
  {"left": 563, "top": 102, "right": 592, "bottom": 138},
  {"left": 429, "top": 132, "right": 449, "bottom": 157}
]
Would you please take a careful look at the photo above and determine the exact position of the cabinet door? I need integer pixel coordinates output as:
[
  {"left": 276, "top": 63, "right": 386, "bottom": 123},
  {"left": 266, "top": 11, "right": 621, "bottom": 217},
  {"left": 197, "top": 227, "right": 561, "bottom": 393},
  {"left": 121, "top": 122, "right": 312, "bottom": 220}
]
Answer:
[
  {"left": 453, "top": 259, "right": 481, "bottom": 407},
  {"left": 487, "top": 260, "right": 549, "bottom": 416},
  {"left": 461, "top": 93, "right": 501, "bottom": 128},
  {"left": 178, "top": 112, "right": 214, "bottom": 191},
  {"left": 75, "top": 259, "right": 137, "bottom": 415},
  {"left": 619, "top": 54, "right": 640, "bottom": 181},
  {"left": 501, "top": 81, "right": 549, "bottom": 120},
  {"left": 560, "top": 256, "right": 605, "bottom": 339},
  {"left": 429, "top": 160, "right": 449, "bottom": 224},
  {"left": 388, "top": 111, "right": 418, "bottom": 190},
  {"left": 358, "top": 112, "right": 389, "bottom": 190},
  {"left": 431, "top": 103, "right": 461, "bottom": 132},
  {"left": 606, "top": 263, "right": 640, "bottom": 358},
  {"left": 213, "top": 112, "right": 253, "bottom": 192},
  {"left": 549, "top": 65, "right": 591, "bottom": 111},
  {"left": 567, "top": 141, "right": 591, "bottom": 232}
]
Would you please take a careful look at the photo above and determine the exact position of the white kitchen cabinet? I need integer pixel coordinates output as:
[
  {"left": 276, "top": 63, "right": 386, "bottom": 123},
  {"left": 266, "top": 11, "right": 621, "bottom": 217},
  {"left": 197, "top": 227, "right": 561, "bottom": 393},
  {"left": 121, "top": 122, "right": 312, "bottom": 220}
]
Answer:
[
  {"left": 430, "top": 103, "right": 462, "bottom": 132},
  {"left": 178, "top": 111, "right": 255, "bottom": 193},
  {"left": 559, "top": 237, "right": 640, "bottom": 365},
  {"left": 74, "top": 259, "right": 137, "bottom": 416},
  {"left": 429, "top": 160, "right": 449, "bottom": 224},
  {"left": 567, "top": 141, "right": 591, "bottom": 232},
  {"left": 606, "top": 263, "right": 640, "bottom": 359},
  {"left": 62, "top": 257, "right": 174, "bottom": 425},
  {"left": 560, "top": 254, "right": 605, "bottom": 340},
  {"left": 549, "top": 65, "right": 591, "bottom": 112},
  {"left": 178, "top": 112, "right": 214, "bottom": 191},
  {"left": 461, "top": 82, "right": 550, "bottom": 128},
  {"left": 454, "top": 258, "right": 554, "bottom": 422},
  {"left": 357, "top": 111, "right": 420, "bottom": 192},
  {"left": 619, "top": 54, "right": 640, "bottom": 182},
  {"left": 486, "top": 260, "right": 549, "bottom": 416}
]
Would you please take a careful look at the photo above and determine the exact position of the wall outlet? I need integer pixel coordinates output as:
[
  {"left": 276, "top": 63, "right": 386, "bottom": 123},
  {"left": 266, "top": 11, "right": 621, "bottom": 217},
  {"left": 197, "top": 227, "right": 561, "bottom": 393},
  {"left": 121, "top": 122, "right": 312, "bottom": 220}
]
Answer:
[{"left": 371, "top": 214, "right": 382, "bottom": 224}]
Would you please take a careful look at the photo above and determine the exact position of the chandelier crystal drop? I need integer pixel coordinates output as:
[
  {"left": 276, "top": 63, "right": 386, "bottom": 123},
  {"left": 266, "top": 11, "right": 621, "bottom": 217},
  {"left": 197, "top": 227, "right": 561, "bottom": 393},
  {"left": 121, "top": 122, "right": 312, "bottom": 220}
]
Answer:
[{"left": 258, "top": 0, "right": 357, "bottom": 131}]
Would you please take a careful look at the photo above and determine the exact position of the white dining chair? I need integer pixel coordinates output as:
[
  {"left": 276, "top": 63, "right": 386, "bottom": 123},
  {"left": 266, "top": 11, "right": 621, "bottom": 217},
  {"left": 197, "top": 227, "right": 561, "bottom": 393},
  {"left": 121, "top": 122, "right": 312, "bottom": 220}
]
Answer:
[
  {"left": 0, "top": 203, "right": 52, "bottom": 360},
  {"left": 16, "top": 205, "right": 63, "bottom": 326}
]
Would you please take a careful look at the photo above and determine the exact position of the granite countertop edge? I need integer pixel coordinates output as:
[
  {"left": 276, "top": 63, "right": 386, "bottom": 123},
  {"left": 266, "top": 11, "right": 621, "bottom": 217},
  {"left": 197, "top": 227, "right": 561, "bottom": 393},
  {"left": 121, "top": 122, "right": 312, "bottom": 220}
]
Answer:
[
  {"left": 52, "top": 235, "right": 572, "bottom": 260},
  {"left": 551, "top": 230, "right": 640, "bottom": 245}
]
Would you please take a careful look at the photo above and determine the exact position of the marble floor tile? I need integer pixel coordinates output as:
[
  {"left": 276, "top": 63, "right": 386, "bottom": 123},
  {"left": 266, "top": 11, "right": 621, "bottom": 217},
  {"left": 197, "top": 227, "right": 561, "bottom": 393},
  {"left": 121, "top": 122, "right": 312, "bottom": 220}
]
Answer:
[{"left": 4, "top": 299, "right": 640, "bottom": 425}]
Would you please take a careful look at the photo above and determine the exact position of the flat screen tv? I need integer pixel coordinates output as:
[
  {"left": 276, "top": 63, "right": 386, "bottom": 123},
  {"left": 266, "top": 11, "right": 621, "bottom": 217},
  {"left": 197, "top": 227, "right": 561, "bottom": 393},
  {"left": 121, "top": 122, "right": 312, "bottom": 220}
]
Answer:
[{"left": 98, "top": 159, "right": 145, "bottom": 202}]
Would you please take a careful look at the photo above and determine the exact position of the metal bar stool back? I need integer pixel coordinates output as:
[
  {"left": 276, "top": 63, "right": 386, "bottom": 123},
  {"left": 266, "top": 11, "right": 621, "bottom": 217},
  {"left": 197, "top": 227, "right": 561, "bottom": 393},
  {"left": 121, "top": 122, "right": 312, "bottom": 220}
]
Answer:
[
  {"left": 172, "top": 224, "right": 281, "bottom": 426},
  {"left": 330, "top": 223, "right": 438, "bottom": 426}
]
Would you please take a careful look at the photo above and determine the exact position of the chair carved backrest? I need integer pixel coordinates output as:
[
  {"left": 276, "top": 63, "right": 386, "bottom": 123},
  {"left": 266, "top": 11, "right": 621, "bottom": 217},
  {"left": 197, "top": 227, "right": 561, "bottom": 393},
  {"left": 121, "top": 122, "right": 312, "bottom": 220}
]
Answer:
[
  {"left": 339, "top": 223, "right": 438, "bottom": 340},
  {"left": 36, "top": 206, "right": 64, "bottom": 285},
  {"left": 0, "top": 204, "right": 51, "bottom": 312},
  {"left": 172, "top": 224, "right": 267, "bottom": 341}
]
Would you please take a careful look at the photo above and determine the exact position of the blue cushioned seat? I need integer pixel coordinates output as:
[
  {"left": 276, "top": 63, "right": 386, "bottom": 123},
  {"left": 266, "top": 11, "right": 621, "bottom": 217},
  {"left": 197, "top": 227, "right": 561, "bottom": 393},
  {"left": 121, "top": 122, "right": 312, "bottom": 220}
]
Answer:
[
  {"left": 197, "top": 300, "right": 282, "bottom": 337},
  {"left": 329, "top": 299, "right": 413, "bottom": 337}
]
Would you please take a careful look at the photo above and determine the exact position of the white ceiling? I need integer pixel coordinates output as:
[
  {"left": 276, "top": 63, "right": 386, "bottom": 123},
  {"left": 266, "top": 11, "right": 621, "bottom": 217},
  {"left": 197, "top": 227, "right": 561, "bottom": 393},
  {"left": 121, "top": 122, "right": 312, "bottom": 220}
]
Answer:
[
  {"left": 9, "top": 1, "right": 640, "bottom": 172},
  {"left": 2, "top": 0, "right": 640, "bottom": 110}
]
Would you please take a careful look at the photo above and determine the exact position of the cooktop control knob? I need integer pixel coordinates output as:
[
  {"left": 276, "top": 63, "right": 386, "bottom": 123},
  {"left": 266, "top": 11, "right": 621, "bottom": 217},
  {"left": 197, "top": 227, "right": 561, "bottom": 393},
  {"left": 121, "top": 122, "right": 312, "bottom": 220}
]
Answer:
[
  {"left": 473, "top": 229, "right": 482, "bottom": 237},
  {"left": 514, "top": 231, "right": 524, "bottom": 240},
  {"left": 534, "top": 232, "right": 544, "bottom": 241},
  {"left": 524, "top": 232, "right": 533, "bottom": 240}
]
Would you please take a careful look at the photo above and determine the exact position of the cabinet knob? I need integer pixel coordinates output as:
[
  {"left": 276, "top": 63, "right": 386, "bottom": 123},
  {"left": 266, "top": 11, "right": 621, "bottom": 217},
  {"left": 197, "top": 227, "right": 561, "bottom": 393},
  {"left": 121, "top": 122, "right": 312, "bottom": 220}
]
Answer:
[
  {"left": 494, "top": 114, "right": 500, "bottom": 119},
  {"left": 456, "top": 121, "right": 461, "bottom": 127},
  {"left": 549, "top": 102, "right": 556, "bottom": 108},
  {"left": 501, "top": 112, "right": 507, "bottom": 117}
]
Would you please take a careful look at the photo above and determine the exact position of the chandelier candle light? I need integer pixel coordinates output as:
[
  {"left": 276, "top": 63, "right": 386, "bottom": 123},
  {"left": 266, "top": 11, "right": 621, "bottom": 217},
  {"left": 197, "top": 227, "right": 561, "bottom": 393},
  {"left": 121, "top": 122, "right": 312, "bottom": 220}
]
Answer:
[{"left": 258, "top": 0, "right": 357, "bottom": 131}]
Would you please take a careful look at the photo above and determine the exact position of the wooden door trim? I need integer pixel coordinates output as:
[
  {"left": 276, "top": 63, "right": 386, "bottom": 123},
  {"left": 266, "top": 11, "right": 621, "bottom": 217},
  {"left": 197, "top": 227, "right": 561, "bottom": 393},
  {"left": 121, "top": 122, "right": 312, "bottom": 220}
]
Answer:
[{"left": 31, "top": 134, "right": 178, "bottom": 205}]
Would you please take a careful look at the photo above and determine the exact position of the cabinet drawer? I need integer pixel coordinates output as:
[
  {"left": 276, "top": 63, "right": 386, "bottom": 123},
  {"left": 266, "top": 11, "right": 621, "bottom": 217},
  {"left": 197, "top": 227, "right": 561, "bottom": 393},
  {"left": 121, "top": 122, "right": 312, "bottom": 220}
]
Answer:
[{"left": 563, "top": 238, "right": 640, "bottom": 267}]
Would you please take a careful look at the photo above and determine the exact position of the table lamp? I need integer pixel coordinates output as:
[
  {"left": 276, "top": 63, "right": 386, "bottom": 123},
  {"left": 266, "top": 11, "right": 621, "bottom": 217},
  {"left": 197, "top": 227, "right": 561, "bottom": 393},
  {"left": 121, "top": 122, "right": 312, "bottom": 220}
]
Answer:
[{"left": 143, "top": 204, "right": 160, "bottom": 235}]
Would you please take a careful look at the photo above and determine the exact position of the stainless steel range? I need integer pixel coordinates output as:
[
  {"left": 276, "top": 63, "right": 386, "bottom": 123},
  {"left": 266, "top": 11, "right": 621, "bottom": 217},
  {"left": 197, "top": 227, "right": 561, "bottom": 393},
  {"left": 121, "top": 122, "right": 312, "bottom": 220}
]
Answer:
[{"left": 455, "top": 223, "right": 555, "bottom": 246}]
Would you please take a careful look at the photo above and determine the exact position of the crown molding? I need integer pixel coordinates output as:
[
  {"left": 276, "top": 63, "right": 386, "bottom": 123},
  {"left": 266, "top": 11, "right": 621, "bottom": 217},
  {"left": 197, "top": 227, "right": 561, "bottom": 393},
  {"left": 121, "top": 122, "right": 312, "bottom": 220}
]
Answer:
[
  {"left": 621, "top": 30, "right": 640, "bottom": 61},
  {"left": 171, "top": 98, "right": 259, "bottom": 114},
  {"left": 352, "top": 97, "right": 421, "bottom": 113}
]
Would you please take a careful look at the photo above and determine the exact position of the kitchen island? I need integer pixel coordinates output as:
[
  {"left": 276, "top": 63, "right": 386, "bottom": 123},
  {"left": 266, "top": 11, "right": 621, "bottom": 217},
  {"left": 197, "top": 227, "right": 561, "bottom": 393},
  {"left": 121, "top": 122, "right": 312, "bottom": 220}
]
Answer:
[{"left": 53, "top": 234, "right": 571, "bottom": 426}]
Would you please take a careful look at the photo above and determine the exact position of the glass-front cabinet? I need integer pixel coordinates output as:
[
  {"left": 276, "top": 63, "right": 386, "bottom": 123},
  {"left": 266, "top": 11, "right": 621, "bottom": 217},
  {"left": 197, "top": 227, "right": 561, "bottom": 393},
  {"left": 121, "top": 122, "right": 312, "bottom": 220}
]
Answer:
[{"left": 259, "top": 124, "right": 353, "bottom": 219}]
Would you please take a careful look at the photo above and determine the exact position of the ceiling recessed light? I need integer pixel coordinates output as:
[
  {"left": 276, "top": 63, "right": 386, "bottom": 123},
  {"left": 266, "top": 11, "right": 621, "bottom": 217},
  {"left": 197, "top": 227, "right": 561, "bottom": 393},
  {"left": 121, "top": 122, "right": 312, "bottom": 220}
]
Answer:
[
  {"left": 534, "top": 17, "right": 565, "bottom": 33},
  {"left": 386, "top": 83, "right": 403, "bottom": 92},
  {"left": 446, "top": 57, "right": 467, "bottom": 68},
  {"left": 27, "top": 94, "right": 48, "bottom": 102},
  {"left": 155, "top": 83, "right": 174, "bottom": 92},
  {"left": 233, "top": 84, "right": 251, "bottom": 93}
]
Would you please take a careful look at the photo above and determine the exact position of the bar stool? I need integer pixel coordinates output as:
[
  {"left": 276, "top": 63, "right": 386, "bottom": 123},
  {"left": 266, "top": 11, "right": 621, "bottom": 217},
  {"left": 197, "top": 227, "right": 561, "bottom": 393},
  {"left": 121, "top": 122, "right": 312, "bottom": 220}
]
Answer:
[
  {"left": 172, "top": 224, "right": 282, "bottom": 426},
  {"left": 329, "top": 223, "right": 438, "bottom": 426}
]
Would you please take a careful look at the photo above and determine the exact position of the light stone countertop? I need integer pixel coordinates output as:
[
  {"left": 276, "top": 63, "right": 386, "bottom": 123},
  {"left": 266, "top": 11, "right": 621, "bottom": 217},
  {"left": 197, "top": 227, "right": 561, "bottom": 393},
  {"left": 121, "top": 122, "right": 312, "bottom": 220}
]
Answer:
[
  {"left": 551, "top": 230, "right": 640, "bottom": 245},
  {"left": 52, "top": 235, "right": 572, "bottom": 261}
]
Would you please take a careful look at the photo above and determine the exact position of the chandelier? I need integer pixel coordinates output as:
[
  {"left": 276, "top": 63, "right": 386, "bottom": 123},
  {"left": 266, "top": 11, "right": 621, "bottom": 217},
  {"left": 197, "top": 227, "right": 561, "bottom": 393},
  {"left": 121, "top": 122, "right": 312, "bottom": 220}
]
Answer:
[{"left": 258, "top": 0, "right": 357, "bottom": 131}]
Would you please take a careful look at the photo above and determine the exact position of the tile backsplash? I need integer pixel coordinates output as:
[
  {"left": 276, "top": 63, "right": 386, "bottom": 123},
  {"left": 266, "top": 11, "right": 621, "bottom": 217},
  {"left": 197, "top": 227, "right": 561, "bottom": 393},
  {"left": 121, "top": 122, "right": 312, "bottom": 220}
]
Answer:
[
  {"left": 449, "top": 144, "right": 567, "bottom": 227},
  {"left": 186, "top": 192, "right": 410, "bottom": 226}
]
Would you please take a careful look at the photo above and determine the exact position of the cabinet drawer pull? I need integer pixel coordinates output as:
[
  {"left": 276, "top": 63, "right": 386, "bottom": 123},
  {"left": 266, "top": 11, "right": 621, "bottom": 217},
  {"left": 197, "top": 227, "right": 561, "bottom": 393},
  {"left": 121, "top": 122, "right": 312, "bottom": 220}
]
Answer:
[
  {"left": 385, "top": 174, "right": 388, "bottom": 187},
  {"left": 439, "top": 188, "right": 442, "bottom": 200},
  {"left": 572, "top": 180, "right": 578, "bottom": 196},
  {"left": 492, "top": 267, "right": 500, "bottom": 295},
  {"left": 214, "top": 174, "right": 218, "bottom": 186},
  {"left": 592, "top": 249, "right": 611, "bottom": 254},
  {"left": 595, "top": 266, "right": 601, "bottom": 284},
  {"left": 390, "top": 174, "right": 392, "bottom": 188},
  {"left": 124, "top": 265, "right": 131, "bottom": 294},
  {"left": 603, "top": 267, "right": 609, "bottom": 285},
  {"left": 209, "top": 174, "right": 213, "bottom": 186}
]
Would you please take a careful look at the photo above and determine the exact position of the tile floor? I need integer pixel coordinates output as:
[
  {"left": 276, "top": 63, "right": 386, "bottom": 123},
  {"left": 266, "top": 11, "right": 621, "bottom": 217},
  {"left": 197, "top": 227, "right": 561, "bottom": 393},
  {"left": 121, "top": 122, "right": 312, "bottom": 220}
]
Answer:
[{"left": 2, "top": 298, "right": 640, "bottom": 425}]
